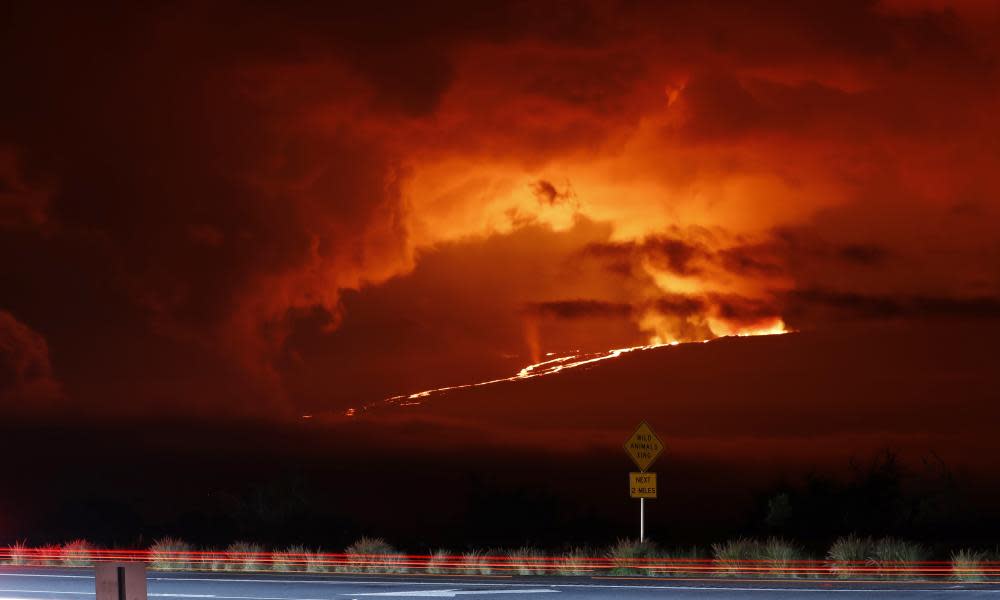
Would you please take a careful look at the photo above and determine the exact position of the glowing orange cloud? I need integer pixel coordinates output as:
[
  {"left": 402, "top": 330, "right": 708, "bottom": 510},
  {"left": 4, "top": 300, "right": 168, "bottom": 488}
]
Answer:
[{"left": 3, "top": 1, "right": 1000, "bottom": 418}]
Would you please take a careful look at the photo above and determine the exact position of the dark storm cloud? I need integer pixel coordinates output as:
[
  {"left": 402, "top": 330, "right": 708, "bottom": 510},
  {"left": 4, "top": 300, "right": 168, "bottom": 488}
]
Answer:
[
  {"left": 785, "top": 289, "right": 1000, "bottom": 322},
  {"left": 0, "top": 148, "right": 51, "bottom": 230},
  {"left": 716, "top": 245, "right": 785, "bottom": 276},
  {"left": 0, "top": 2, "right": 427, "bottom": 414},
  {"left": 530, "top": 180, "right": 573, "bottom": 206},
  {"left": 583, "top": 228, "right": 892, "bottom": 283},
  {"left": 524, "top": 292, "right": 776, "bottom": 326},
  {"left": 0, "top": 310, "right": 61, "bottom": 411},
  {"left": 583, "top": 236, "right": 708, "bottom": 277},
  {"left": 523, "top": 299, "right": 632, "bottom": 319},
  {"left": 837, "top": 244, "right": 889, "bottom": 266},
  {"left": 651, "top": 294, "right": 706, "bottom": 318},
  {"left": 717, "top": 237, "right": 891, "bottom": 276},
  {"left": 675, "top": 73, "right": 768, "bottom": 142},
  {"left": 673, "top": 73, "right": 911, "bottom": 143},
  {"left": 710, "top": 294, "right": 781, "bottom": 324},
  {"left": 646, "top": 238, "right": 707, "bottom": 276}
]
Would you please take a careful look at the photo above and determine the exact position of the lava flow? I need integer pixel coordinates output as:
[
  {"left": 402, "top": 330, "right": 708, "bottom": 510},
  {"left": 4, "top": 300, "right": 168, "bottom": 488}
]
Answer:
[{"left": 340, "top": 320, "right": 789, "bottom": 417}]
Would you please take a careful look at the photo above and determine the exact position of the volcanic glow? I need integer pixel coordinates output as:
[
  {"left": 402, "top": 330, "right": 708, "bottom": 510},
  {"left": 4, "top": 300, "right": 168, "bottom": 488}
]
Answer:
[{"left": 3, "top": 1, "right": 1000, "bottom": 425}]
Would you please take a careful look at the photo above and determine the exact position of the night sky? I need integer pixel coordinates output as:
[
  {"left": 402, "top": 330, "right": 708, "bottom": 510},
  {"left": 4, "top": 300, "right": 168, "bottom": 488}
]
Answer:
[{"left": 2, "top": 1, "right": 1000, "bottom": 548}]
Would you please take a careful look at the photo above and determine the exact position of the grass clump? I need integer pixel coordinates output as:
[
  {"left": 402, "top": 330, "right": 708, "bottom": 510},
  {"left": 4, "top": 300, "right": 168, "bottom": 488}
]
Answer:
[
  {"left": 460, "top": 549, "right": 492, "bottom": 575},
  {"left": 710, "top": 538, "right": 804, "bottom": 577},
  {"left": 506, "top": 546, "right": 545, "bottom": 575},
  {"left": 827, "top": 535, "right": 873, "bottom": 578},
  {"left": 204, "top": 550, "right": 227, "bottom": 572},
  {"left": 762, "top": 538, "right": 805, "bottom": 577},
  {"left": 62, "top": 540, "right": 94, "bottom": 567},
  {"left": 36, "top": 544, "right": 64, "bottom": 566},
  {"left": 345, "top": 537, "right": 403, "bottom": 573},
  {"left": 828, "top": 535, "right": 927, "bottom": 580},
  {"left": 951, "top": 549, "right": 988, "bottom": 582},
  {"left": 426, "top": 549, "right": 453, "bottom": 575},
  {"left": 556, "top": 547, "right": 592, "bottom": 576},
  {"left": 607, "top": 538, "right": 659, "bottom": 576},
  {"left": 150, "top": 537, "right": 192, "bottom": 571},
  {"left": 226, "top": 541, "right": 265, "bottom": 571},
  {"left": 6, "top": 541, "right": 29, "bottom": 566},
  {"left": 867, "top": 537, "right": 928, "bottom": 579},
  {"left": 646, "top": 546, "right": 703, "bottom": 578},
  {"left": 305, "top": 548, "right": 330, "bottom": 573},
  {"left": 272, "top": 545, "right": 308, "bottom": 572},
  {"left": 711, "top": 538, "right": 758, "bottom": 577}
]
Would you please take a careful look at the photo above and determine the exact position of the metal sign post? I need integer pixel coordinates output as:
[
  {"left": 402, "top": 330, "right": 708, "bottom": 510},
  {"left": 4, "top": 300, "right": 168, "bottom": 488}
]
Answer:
[
  {"left": 624, "top": 422, "right": 663, "bottom": 543},
  {"left": 640, "top": 498, "right": 645, "bottom": 542}
]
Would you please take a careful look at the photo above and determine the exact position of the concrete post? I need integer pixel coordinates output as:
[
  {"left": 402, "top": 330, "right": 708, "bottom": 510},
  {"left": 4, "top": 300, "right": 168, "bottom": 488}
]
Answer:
[{"left": 95, "top": 563, "right": 147, "bottom": 600}]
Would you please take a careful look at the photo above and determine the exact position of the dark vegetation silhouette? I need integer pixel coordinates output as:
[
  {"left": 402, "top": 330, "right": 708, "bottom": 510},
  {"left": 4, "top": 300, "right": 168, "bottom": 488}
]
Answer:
[
  {"left": 8, "top": 449, "right": 996, "bottom": 554},
  {"left": 749, "top": 450, "right": 984, "bottom": 552}
]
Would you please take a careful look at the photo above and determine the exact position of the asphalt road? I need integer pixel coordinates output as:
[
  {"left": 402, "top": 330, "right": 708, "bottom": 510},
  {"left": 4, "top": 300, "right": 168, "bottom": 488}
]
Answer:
[{"left": 2, "top": 566, "right": 1000, "bottom": 599}]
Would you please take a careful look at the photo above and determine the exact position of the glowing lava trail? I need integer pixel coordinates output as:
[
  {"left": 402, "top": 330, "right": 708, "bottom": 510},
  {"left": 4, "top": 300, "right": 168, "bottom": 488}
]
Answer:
[
  {"left": 383, "top": 343, "right": 668, "bottom": 407},
  {"left": 348, "top": 322, "right": 789, "bottom": 415}
]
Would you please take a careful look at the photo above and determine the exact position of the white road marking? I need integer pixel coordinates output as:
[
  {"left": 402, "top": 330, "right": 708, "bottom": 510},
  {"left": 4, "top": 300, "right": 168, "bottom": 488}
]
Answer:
[
  {"left": 2, "top": 572, "right": 999, "bottom": 596},
  {"left": 0, "top": 591, "right": 91, "bottom": 595},
  {"left": 149, "top": 596, "right": 329, "bottom": 600},
  {"left": 352, "top": 591, "right": 558, "bottom": 597},
  {"left": 0, "top": 597, "right": 79, "bottom": 600},
  {"left": 0, "top": 576, "right": 94, "bottom": 580},
  {"left": 0, "top": 596, "right": 327, "bottom": 600},
  {"left": 552, "top": 583, "right": 1000, "bottom": 594},
  {"left": 1, "top": 575, "right": 526, "bottom": 588},
  {"left": 0, "top": 593, "right": 331, "bottom": 600},
  {"left": 154, "top": 579, "right": 522, "bottom": 587}
]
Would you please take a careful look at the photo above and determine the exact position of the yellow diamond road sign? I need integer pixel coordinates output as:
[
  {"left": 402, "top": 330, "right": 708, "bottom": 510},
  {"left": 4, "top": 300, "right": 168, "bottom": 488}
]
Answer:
[{"left": 624, "top": 421, "right": 663, "bottom": 472}]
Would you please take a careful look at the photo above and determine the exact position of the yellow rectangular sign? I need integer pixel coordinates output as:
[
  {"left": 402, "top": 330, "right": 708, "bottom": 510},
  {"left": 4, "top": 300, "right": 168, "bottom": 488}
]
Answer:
[{"left": 629, "top": 471, "right": 657, "bottom": 499}]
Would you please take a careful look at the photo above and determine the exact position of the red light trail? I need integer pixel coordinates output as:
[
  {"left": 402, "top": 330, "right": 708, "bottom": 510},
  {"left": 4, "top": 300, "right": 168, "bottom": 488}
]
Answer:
[{"left": 1, "top": 546, "right": 995, "bottom": 580}]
